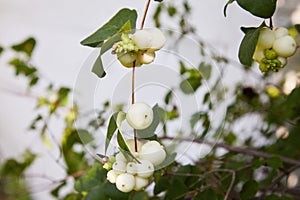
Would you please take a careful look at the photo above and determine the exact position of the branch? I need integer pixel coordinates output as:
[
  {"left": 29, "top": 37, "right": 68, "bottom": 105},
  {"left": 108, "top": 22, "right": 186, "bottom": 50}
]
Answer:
[{"left": 160, "top": 136, "right": 300, "bottom": 166}]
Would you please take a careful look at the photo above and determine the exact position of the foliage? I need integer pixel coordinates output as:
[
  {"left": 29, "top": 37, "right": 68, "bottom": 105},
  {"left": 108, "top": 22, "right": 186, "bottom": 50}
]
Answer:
[{"left": 1, "top": 0, "right": 300, "bottom": 200}]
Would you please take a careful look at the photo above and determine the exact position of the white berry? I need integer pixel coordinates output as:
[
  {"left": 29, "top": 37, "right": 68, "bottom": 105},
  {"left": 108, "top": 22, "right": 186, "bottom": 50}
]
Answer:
[
  {"left": 139, "top": 141, "right": 166, "bottom": 166},
  {"left": 112, "top": 160, "right": 127, "bottom": 174},
  {"left": 126, "top": 102, "right": 153, "bottom": 130},
  {"left": 132, "top": 30, "right": 152, "bottom": 50},
  {"left": 147, "top": 28, "right": 166, "bottom": 50},
  {"left": 126, "top": 139, "right": 143, "bottom": 153},
  {"left": 115, "top": 152, "right": 127, "bottom": 162},
  {"left": 126, "top": 162, "right": 137, "bottom": 175},
  {"left": 107, "top": 170, "right": 119, "bottom": 184},
  {"left": 117, "top": 52, "right": 137, "bottom": 68},
  {"left": 257, "top": 27, "right": 275, "bottom": 49},
  {"left": 136, "top": 159, "right": 154, "bottom": 178},
  {"left": 253, "top": 47, "right": 265, "bottom": 62},
  {"left": 274, "top": 27, "right": 289, "bottom": 39},
  {"left": 134, "top": 176, "right": 149, "bottom": 191},
  {"left": 273, "top": 35, "right": 297, "bottom": 57},
  {"left": 278, "top": 57, "right": 287, "bottom": 67},
  {"left": 116, "top": 173, "right": 135, "bottom": 193},
  {"left": 137, "top": 50, "right": 155, "bottom": 64}
]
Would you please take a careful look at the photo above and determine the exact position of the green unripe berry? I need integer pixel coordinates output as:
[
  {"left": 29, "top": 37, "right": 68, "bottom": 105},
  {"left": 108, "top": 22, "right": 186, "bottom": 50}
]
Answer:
[
  {"left": 264, "top": 49, "right": 277, "bottom": 60},
  {"left": 259, "top": 62, "right": 268, "bottom": 72}
]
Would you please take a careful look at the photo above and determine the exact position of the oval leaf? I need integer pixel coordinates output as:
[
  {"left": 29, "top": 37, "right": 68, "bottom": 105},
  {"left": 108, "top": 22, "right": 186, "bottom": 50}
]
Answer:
[
  {"left": 238, "top": 27, "right": 260, "bottom": 66},
  {"left": 237, "top": 0, "right": 277, "bottom": 18},
  {"left": 81, "top": 8, "right": 137, "bottom": 47}
]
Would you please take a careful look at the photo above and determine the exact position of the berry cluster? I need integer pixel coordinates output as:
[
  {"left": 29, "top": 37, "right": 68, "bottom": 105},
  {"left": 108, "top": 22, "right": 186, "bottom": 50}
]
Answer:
[
  {"left": 104, "top": 102, "right": 167, "bottom": 193},
  {"left": 253, "top": 27, "right": 297, "bottom": 72},
  {"left": 105, "top": 140, "right": 166, "bottom": 193},
  {"left": 112, "top": 28, "right": 166, "bottom": 67}
]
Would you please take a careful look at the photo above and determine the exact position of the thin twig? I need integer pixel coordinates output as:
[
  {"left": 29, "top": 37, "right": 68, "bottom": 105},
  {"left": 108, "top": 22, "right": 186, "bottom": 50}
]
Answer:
[
  {"left": 160, "top": 136, "right": 300, "bottom": 166},
  {"left": 140, "top": 0, "right": 151, "bottom": 30}
]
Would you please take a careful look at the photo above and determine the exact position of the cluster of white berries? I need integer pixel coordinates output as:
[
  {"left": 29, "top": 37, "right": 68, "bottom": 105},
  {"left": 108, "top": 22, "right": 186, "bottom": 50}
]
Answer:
[
  {"left": 105, "top": 139, "right": 167, "bottom": 193},
  {"left": 253, "top": 27, "right": 297, "bottom": 72},
  {"left": 103, "top": 102, "right": 167, "bottom": 193},
  {"left": 112, "top": 28, "right": 166, "bottom": 67}
]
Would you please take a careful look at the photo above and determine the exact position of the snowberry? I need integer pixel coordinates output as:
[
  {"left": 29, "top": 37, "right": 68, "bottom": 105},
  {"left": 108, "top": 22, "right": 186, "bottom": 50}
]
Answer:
[
  {"left": 137, "top": 50, "right": 156, "bottom": 64},
  {"left": 132, "top": 30, "right": 152, "bottom": 50},
  {"left": 115, "top": 152, "right": 127, "bottom": 162},
  {"left": 272, "top": 35, "right": 297, "bottom": 57},
  {"left": 147, "top": 28, "right": 166, "bottom": 50},
  {"left": 277, "top": 57, "right": 287, "bottom": 67},
  {"left": 117, "top": 52, "right": 137, "bottom": 68},
  {"left": 139, "top": 141, "right": 166, "bottom": 166},
  {"left": 257, "top": 27, "right": 275, "bottom": 49},
  {"left": 107, "top": 170, "right": 119, "bottom": 184},
  {"left": 126, "top": 162, "right": 137, "bottom": 175},
  {"left": 116, "top": 173, "right": 135, "bottom": 193},
  {"left": 253, "top": 47, "right": 265, "bottom": 62},
  {"left": 274, "top": 27, "right": 289, "bottom": 39},
  {"left": 134, "top": 176, "right": 149, "bottom": 191},
  {"left": 126, "top": 102, "right": 153, "bottom": 130},
  {"left": 126, "top": 139, "right": 143, "bottom": 153},
  {"left": 112, "top": 160, "right": 127, "bottom": 174},
  {"left": 136, "top": 159, "right": 154, "bottom": 178}
]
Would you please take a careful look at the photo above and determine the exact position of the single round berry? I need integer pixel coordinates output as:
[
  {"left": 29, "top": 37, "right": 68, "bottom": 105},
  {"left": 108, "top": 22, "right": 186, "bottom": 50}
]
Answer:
[
  {"left": 115, "top": 152, "right": 127, "bottom": 162},
  {"left": 126, "top": 102, "right": 153, "bottom": 130},
  {"left": 107, "top": 170, "right": 119, "bottom": 184},
  {"left": 126, "top": 162, "right": 137, "bottom": 175},
  {"left": 136, "top": 159, "right": 154, "bottom": 178},
  {"left": 132, "top": 30, "right": 152, "bottom": 50},
  {"left": 112, "top": 160, "right": 127, "bottom": 174},
  {"left": 257, "top": 27, "right": 275, "bottom": 49},
  {"left": 272, "top": 35, "right": 297, "bottom": 57},
  {"left": 139, "top": 141, "right": 166, "bottom": 166},
  {"left": 116, "top": 173, "right": 135, "bottom": 193},
  {"left": 277, "top": 57, "right": 287, "bottom": 67},
  {"left": 117, "top": 52, "right": 137, "bottom": 68},
  {"left": 137, "top": 50, "right": 155, "bottom": 64},
  {"left": 134, "top": 176, "right": 149, "bottom": 191},
  {"left": 147, "top": 28, "right": 166, "bottom": 50},
  {"left": 274, "top": 27, "right": 289, "bottom": 39}
]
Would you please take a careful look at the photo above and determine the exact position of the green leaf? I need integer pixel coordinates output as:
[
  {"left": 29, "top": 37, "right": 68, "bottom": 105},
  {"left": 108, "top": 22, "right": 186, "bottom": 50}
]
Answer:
[
  {"left": 238, "top": 27, "right": 260, "bottom": 66},
  {"left": 240, "top": 180, "right": 258, "bottom": 200},
  {"left": 85, "top": 185, "right": 109, "bottom": 200},
  {"left": 103, "top": 182, "right": 129, "bottom": 200},
  {"left": 9, "top": 58, "right": 37, "bottom": 76},
  {"left": 137, "top": 104, "right": 161, "bottom": 140},
  {"left": 105, "top": 113, "right": 118, "bottom": 154},
  {"left": 236, "top": 0, "right": 277, "bottom": 18},
  {"left": 223, "top": 0, "right": 235, "bottom": 17},
  {"left": 77, "top": 129, "right": 93, "bottom": 144},
  {"left": 11, "top": 37, "right": 36, "bottom": 57},
  {"left": 0, "top": 46, "right": 3, "bottom": 55},
  {"left": 266, "top": 156, "right": 283, "bottom": 169},
  {"left": 91, "top": 55, "right": 106, "bottom": 78},
  {"left": 117, "top": 131, "right": 130, "bottom": 153},
  {"left": 132, "top": 191, "right": 148, "bottom": 200},
  {"left": 74, "top": 164, "right": 105, "bottom": 192},
  {"left": 154, "top": 177, "right": 170, "bottom": 195},
  {"left": 180, "top": 76, "right": 201, "bottom": 94},
  {"left": 165, "top": 178, "right": 189, "bottom": 200},
  {"left": 80, "top": 8, "right": 137, "bottom": 47},
  {"left": 198, "top": 62, "right": 211, "bottom": 80}
]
